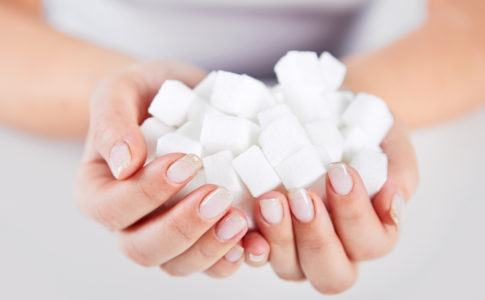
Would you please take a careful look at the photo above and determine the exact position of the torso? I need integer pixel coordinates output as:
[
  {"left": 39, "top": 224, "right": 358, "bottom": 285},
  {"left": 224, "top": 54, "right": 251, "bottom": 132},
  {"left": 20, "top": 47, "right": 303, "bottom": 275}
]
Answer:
[{"left": 43, "top": 0, "right": 369, "bottom": 77}]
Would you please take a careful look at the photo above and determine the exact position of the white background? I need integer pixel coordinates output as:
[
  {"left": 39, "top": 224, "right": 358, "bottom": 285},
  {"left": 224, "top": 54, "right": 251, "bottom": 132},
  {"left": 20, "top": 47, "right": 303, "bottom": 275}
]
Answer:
[{"left": 1, "top": 0, "right": 484, "bottom": 299}]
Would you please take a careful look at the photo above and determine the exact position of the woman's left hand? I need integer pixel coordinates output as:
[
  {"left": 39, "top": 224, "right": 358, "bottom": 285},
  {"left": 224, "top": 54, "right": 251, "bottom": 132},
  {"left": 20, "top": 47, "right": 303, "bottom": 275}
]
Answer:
[{"left": 236, "top": 119, "right": 419, "bottom": 295}]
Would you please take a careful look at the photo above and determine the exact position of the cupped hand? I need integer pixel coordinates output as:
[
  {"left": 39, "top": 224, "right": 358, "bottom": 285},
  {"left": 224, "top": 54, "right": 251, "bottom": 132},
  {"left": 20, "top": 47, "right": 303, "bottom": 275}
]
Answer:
[
  {"left": 75, "top": 61, "right": 247, "bottom": 278},
  {"left": 242, "top": 119, "right": 419, "bottom": 294}
]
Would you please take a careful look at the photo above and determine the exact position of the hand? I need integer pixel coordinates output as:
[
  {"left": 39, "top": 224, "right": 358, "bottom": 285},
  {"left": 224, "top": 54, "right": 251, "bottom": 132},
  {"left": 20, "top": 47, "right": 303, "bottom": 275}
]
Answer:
[
  {"left": 241, "top": 119, "right": 419, "bottom": 294},
  {"left": 75, "top": 61, "right": 248, "bottom": 278}
]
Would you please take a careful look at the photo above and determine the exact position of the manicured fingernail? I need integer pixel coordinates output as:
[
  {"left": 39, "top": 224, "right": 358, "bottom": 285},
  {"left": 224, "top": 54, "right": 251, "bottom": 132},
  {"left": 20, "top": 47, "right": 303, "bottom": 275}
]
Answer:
[
  {"left": 109, "top": 141, "right": 132, "bottom": 179},
  {"left": 390, "top": 193, "right": 406, "bottom": 226},
  {"left": 167, "top": 154, "right": 202, "bottom": 184},
  {"left": 225, "top": 245, "right": 244, "bottom": 263},
  {"left": 216, "top": 213, "right": 247, "bottom": 241},
  {"left": 288, "top": 188, "right": 314, "bottom": 223},
  {"left": 328, "top": 163, "right": 353, "bottom": 195},
  {"left": 260, "top": 198, "right": 283, "bottom": 225},
  {"left": 199, "top": 188, "right": 233, "bottom": 220},
  {"left": 248, "top": 252, "right": 267, "bottom": 263}
]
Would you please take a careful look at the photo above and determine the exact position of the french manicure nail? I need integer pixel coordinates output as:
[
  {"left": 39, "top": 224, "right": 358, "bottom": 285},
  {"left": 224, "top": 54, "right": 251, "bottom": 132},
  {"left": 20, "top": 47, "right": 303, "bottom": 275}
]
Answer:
[
  {"left": 260, "top": 198, "right": 283, "bottom": 225},
  {"left": 248, "top": 253, "right": 267, "bottom": 263},
  {"left": 328, "top": 163, "right": 353, "bottom": 196},
  {"left": 199, "top": 188, "right": 233, "bottom": 220},
  {"left": 216, "top": 214, "right": 247, "bottom": 241},
  {"left": 167, "top": 154, "right": 202, "bottom": 184},
  {"left": 288, "top": 188, "right": 314, "bottom": 223},
  {"left": 225, "top": 245, "right": 244, "bottom": 263},
  {"left": 390, "top": 193, "right": 406, "bottom": 226},
  {"left": 109, "top": 141, "right": 132, "bottom": 179}
]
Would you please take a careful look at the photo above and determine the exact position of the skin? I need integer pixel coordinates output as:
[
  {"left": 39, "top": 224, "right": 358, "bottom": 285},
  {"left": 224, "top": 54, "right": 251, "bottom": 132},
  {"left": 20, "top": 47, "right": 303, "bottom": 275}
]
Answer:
[{"left": 1, "top": 0, "right": 483, "bottom": 295}]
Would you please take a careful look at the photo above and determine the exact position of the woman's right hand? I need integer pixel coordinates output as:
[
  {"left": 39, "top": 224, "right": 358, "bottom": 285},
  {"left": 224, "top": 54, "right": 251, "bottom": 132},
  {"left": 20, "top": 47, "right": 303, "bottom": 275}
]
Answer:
[{"left": 75, "top": 61, "right": 248, "bottom": 278}]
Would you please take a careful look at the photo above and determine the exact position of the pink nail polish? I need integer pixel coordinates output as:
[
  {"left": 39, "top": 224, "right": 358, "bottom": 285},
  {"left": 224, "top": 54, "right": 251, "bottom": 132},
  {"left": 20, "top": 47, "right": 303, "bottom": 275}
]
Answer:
[
  {"left": 328, "top": 163, "right": 353, "bottom": 196},
  {"left": 108, "top": 141, "right": 132, "bottom": 179},
  {"left": 288, "top": 188, "right": 314, "bottom": 223},
  {"left": 216, "top": 213, "right": 247, "bottom": 241},
  {"left": 199, "top": 188, "right": 233, "bottom": 220}
]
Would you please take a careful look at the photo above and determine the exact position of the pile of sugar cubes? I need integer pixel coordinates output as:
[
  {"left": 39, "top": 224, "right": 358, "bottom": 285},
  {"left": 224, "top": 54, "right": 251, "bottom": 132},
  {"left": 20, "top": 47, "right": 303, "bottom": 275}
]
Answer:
[{"left": 141, "top": 51, "right": 393, "bottom": 227}]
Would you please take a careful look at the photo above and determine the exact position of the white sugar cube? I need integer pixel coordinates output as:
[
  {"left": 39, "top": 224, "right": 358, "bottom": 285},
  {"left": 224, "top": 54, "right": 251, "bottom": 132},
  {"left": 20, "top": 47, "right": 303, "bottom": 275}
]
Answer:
[
  {"left": 203, "top": 151, "right": 247, "bottom": 201},
  {"left": 350, "top": 148, "right": 388, "bottom": 197},
  {"left": 258, "top": 116, "right": 311, "bottom": 166},
  {"left": 275, "top": 51, "right": 327, "bottom": 93},
  {"left": 186, "top": 97, "right": 221, "bottom": 122},
  {"left": 166, "top": 171, "right": 206, "bottom": 207},
  {"left": 194, "top": 71, "right": 217, "bottom": 100},
  {"left": 319, "top": 52, "right": 347, "bottom": 91},
  {"left": 233, "top": 145, "right": 282, "bottom": 197},
  {"left": 342, "top": 93, "right": 393, "bottom": 145},
  {"left": 156, "top": 132, "right": 203, "bottom": 157},
  {"left": 305, "top": 120, "right": 344, "bottom": 163},
  {"left": 148, "top": 80, "right": 196, "bottom": 127},
  {"left": 210, "top": 71, "right": 273, "bottom": 119},
  {"left": 257, "top": 104, "right": 295, "bottom": 128},
  {"left": 323, "top": 91, "right": 354, "bottom": 124},
  {"left": 176, "top": 120, "right": 202, "bottom": 141},
  {"left": 140, "top": 118, "right": 174, "bottom": 163},
  {"left": 275, "top": 146, "right": 327, "bottom": 189},
  {"left": 270, "top": 85, "right": 286, "bottom": 104},
  {"left": 200, "top": 113, "right": 260, "bottom": 155},
  {"left": 341, "top": 125, "right": 376, "bottom": 161}
]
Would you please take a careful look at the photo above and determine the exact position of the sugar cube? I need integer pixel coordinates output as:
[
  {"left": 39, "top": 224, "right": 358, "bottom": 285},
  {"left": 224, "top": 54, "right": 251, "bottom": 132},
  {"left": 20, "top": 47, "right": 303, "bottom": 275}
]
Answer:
[
  {"left": 275, "top": 146, "right": 327, "bottom": 189},
  {"left": 319, "top": 52, "right": 347, "bottom": 91},
  {"left": 257, "top": 104, "right": 295, "bottom": 128},
  {"left": 350, "top": 148, "right": 388, "bottom": 197},
  {"left": 323, "top": 90, "right": 354, "bottom": 124},
  {"left": 176, "top": 120, "right": 202, "bottom": 141},
  {"left": 341, "top": 125, "right": 376, "bottom": 161},
  {"left": 233, "top": 145, "right": 282, "bottom": 197},
  {"left": 258, "top": 116, "right": 311, "bottom": 166},
  {"left": 342, "top": 93, "right": 393, "bottom": 145},
  {"left": 305, "top": 119, "right": 344, "bottom": 163},
  {"left": 148, "top": 80, "right": 197, "bottom": 127},
  {"left": 186, "top": 96, "right": 221, "bottom": 122},
  {"left": 275, "top": 51, "right": 327, "bottom": 93},
  {"left": 270, "top": 85, "right": 286, "bottom": 104},
  {"left": 156, "top": 132, "right": 203, "bottom": 157},
  {"left": 200, "top": 113, "right": 260, "bottom": 155},
  {"left": 203, "top": 151, "right": 247, "bottom": 201},
  {"left": 210, "top": 71, "right": 273, "bottom": 119},
  {"left": 139, "top": 117, "right": 174, "bottom": 162},
  {"left": 194, "top": 71, "right": 217, "bottom": 100}
]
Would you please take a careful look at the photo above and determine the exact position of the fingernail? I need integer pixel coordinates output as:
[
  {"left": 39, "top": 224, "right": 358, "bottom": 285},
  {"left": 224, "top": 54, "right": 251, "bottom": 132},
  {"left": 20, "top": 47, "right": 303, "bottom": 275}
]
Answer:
[
  {"left": 199, "top": 188, "right": 233, "bottom": 220},
  {"left": 216, "top": 213, "right": 247, "bottom": 241},
  {"left": 260, "top": 198, "right": 283, "bottom": 225},
  {"left": 288, "top": 188, "right": 314, "bottom": 223},
  {"left": 328, "top": 163, "right": 353, "bottom": 195},
  {"left": 109, "top": 141, "right": 132, "bottom": 179},
  {"left": 390, "top": 193, "right": 406, "bottom": 226},
  {"left": 167, "top": 154, "right": 202, "bottom": 184},
  {"left": 248, "top": 252, "right": 267, "bottom": 263},
  {"left": 225, "top": 245, "right": 244, "bottom": 263}
]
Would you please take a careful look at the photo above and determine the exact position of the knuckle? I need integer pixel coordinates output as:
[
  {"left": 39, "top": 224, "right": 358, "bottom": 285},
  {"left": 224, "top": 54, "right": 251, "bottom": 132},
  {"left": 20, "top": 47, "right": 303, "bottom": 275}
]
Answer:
[
  {"left": 268, "top": 234, "right": 294, "bottom": 249},
  {"left": 119, "top": 236, "right": 154, "bottom": 267},
  {"left": 94, "top": 201, "right": 124, "bottom": 231},
  {"left": 136, "top": 179, "right": 166, "bottom": 208},
  {"left": 206, "top": 266, "right": 237, "bottom": 279},
  {"left": 298, "top": 235, "right": 328, "bottom": 253},
  {"left": 197, "top": 243, "right": 220, "bottom": 262},
  {"left": 161, "top": 264, "right": 187, "bottom": 277},
  {"left": 167, "top": 216, "right": 196, "bottom": 244},
  {"left": 313, "top": 273, "right": 356, "bottom": 295},
  {"left": 351, "top": 241, "right": 395, "bottom": 261}
]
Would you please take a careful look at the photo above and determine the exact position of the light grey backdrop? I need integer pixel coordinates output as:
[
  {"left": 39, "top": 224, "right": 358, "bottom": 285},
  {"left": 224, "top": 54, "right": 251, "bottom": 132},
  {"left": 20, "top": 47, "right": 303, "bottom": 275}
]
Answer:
[{"left": 2, "top": 1, "right": 484, "bottom": 299}]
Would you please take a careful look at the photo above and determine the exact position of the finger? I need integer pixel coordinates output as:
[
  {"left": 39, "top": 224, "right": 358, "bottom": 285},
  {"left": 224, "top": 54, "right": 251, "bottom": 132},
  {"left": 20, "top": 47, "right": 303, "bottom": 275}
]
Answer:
[
  {"left": 118, "top": 185, "right": 233, "bottom": 267},
  {"left": 326, "top": 162, "right": 397, "bottom": 261},
  {"left": 161, "top": 209, "right": 248, "bottom": 276},
  {"left": 288, "top": 189, "right": 357, "bottom": 295},
  {"left": 254, "top": 191, "right": 304, "bottom": 280},
  {"left": 76, "top": 153, "right": 202, "bottom": 230},
  {"left": 373, "top": 121, "right": 419, "bottom": 228},
  {"left": 88, "top": 61, "right": 206, "bottom": 180},
  {"left": 205, "top": 244, "right": 245, "bottom": 278},
  {"left": 242, "top": 231, "right": 270, "bottom": 267}
]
